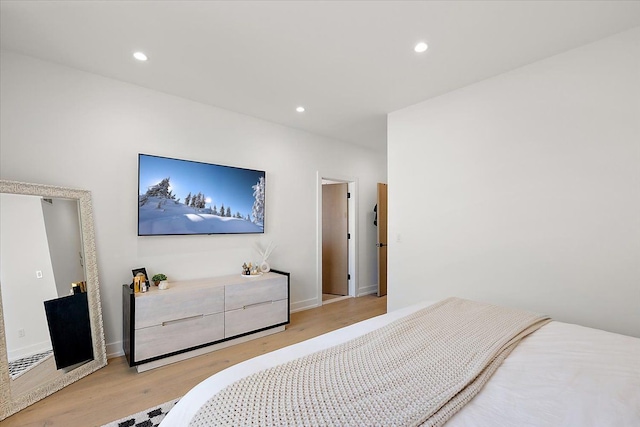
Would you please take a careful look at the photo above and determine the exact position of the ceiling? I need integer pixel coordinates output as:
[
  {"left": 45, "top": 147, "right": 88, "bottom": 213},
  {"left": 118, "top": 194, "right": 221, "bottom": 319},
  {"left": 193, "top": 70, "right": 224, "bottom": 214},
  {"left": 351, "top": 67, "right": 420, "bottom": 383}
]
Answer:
[{"left": 1, "top": 1, "right": 639, "bottom": 152}]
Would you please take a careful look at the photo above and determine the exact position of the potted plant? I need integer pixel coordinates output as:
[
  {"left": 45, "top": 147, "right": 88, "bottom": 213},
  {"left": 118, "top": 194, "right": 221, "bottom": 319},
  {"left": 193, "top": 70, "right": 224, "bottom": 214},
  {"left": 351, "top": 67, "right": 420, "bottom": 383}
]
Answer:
[{"left": 152, "top": 273, "right": 167, "bottom": 286}]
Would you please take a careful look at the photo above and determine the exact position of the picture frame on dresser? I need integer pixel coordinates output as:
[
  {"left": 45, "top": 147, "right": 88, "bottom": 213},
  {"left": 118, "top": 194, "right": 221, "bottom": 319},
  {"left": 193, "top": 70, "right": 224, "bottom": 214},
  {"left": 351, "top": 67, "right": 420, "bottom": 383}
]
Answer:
[
  {"left": 131, "top": 267, "right": 148, "bottom": 279},
  {"left": 122, "top": 270, "right": 290, "bottom": 372}
]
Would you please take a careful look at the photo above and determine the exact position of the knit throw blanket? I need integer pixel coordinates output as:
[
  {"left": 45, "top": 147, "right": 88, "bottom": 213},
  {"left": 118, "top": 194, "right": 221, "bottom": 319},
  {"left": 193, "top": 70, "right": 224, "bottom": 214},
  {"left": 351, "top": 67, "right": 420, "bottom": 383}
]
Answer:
[{"left": 189, "top": 298, "right": 551, "bottom": 427}]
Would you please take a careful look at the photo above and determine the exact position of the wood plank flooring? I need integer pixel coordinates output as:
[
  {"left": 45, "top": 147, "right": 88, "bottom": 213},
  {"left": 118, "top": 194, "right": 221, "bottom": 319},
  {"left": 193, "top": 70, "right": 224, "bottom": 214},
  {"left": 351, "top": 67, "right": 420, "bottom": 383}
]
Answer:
[{"left": 2, "top": 294, "right": 386, "bottom": 427}]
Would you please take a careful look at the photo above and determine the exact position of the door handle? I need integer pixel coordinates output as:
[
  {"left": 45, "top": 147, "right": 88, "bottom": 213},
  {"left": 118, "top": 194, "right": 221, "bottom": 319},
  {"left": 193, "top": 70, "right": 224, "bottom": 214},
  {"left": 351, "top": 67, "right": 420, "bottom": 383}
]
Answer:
[{"left": 376, "top": 243, "right": 387, "bottom": 247}]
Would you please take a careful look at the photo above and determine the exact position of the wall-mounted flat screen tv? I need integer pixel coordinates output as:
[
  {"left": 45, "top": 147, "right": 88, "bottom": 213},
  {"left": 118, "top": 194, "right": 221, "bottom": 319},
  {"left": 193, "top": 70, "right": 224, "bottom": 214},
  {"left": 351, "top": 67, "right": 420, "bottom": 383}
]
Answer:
[{"left": 138, "top": 154, "right": 265, "bottom": 236}]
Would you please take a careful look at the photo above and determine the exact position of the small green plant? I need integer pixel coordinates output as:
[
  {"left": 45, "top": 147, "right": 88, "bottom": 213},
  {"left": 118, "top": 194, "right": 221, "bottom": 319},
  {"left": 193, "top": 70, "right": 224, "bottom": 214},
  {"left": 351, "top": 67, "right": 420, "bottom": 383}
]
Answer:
[{"left": 152, "top": 273, "right": 167, "bottom": 283}]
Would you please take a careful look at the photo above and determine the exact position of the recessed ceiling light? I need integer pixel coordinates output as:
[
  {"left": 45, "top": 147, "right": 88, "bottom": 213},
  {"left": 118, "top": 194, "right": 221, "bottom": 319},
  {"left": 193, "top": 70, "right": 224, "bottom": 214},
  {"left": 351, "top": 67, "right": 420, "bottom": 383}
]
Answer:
[
  {"left": 414, "top": 42, "right": 428, "bottom": 53},
  {"left": 133, "top": 51, "right": 148, "bottom": 61},
  {"left": 296, "top": 106, "right": 305, "bottom": 113}
]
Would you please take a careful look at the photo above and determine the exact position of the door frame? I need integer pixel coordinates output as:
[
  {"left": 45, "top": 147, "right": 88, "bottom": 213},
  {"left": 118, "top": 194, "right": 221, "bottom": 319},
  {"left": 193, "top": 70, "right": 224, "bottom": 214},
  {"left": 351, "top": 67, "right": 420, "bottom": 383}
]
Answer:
[{"left": 316, "top": 171, "right": 358, "bottom": 306}]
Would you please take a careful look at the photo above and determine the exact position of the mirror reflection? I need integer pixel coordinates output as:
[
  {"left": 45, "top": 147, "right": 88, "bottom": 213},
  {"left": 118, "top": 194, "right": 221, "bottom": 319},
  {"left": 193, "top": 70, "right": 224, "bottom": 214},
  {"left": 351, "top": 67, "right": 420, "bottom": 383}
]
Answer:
[{"left": 0, "top": 193, "right": 93, "bottom": 398}]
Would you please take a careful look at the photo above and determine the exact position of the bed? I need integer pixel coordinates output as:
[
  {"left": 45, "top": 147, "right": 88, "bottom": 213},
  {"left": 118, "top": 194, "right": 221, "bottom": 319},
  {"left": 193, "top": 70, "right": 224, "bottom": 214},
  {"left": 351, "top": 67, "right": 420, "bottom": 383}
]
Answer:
[{"left": 160, "top": 298, "right": 640, "bottom": 426}]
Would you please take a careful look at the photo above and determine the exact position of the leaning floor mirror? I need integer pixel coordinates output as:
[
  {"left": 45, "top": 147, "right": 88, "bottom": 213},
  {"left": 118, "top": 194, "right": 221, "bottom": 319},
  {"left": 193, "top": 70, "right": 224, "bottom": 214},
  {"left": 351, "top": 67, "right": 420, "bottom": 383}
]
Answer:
[{"left": 0, "top": 180, "right": 107, "bottom": 421}]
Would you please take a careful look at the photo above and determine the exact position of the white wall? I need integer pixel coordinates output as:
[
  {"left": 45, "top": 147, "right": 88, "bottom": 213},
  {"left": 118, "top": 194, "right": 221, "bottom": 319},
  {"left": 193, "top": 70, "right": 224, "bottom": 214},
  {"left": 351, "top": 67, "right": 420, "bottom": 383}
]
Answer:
[
  {"left": 0, "top": 194, "right": 57, "bottom": 360},
  {"left": 388, "top": 28, "right": 640, "bottom": 337},
  {"left": 0, "top": 51, "right": 386, "bottom": 356},
  {"left": 42, "top": 198, "right": 85, "bottom": 297}
]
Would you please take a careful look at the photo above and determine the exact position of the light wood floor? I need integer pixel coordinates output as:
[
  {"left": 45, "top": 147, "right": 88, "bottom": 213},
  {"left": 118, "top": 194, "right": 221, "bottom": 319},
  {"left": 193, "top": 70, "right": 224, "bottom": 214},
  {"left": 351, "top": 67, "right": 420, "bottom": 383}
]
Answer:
[{"left": 2, "top": 294, "right": 386, "bottom": 427}]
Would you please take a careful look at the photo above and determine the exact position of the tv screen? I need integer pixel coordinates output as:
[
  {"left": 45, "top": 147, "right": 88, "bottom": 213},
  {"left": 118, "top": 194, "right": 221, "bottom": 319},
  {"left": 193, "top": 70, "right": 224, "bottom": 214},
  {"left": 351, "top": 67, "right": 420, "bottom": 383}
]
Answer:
[{"left": 138, "top": 154, "right": 265, "bottom": 236}]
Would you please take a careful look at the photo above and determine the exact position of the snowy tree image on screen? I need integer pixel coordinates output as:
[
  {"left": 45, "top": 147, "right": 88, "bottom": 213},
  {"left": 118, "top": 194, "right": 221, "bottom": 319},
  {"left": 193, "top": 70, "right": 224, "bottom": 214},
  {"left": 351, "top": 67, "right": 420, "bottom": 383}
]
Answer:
[{"left": 252, "top": 176, "right": 265, "bottom": 226}]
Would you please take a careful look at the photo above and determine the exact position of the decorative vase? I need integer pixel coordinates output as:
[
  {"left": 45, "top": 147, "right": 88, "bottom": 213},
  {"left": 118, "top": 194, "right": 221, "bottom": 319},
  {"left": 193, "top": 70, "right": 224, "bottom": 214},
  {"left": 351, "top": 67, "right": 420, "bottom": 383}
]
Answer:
[
  {"left": 260, "top": 261, "right": 270, "bottom": 273},
  {"left": 158, "top": 281, "right": 169, "bottom": 290}
]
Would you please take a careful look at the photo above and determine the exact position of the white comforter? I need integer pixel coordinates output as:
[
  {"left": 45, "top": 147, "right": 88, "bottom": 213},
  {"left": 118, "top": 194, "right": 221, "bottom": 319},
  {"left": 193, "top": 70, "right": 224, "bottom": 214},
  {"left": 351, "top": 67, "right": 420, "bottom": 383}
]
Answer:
[{"left": 161, "top": 300, "right": 640, "bottom": 426}]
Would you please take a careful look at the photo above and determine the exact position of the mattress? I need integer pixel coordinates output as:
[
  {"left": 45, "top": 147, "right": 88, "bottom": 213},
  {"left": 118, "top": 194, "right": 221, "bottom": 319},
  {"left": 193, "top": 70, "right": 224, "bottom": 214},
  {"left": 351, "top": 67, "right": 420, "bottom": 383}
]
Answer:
[{"left": 160, "top": 300, "right": 640, "bottom": 426}]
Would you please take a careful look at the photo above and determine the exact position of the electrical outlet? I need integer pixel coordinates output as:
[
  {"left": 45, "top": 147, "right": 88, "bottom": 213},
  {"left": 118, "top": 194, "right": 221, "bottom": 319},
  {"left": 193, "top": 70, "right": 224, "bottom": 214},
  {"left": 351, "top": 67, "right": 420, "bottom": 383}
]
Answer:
[
  {"left": 36, "top": 270, "right": 43, "bottom": 279},
  {"left": 18, "top": 329, "right": 25, "bottom": 338}
]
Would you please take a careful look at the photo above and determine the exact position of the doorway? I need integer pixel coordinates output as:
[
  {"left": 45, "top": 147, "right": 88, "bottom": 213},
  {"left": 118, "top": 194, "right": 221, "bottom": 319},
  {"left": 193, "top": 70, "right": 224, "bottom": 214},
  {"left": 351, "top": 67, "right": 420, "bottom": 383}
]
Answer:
[
  {"left": 317, "top": 174, "right": 357, "bottom": 305},
  {"left": 322, "top": 182, "right": 348, "bottom": 301}
]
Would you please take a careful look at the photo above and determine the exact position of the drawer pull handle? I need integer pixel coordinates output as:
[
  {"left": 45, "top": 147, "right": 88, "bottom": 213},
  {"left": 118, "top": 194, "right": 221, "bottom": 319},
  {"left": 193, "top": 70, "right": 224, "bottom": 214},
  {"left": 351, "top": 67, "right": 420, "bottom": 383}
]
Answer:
[
  {"left": 243, "top": 300, "right": 274, "bottom": 310},
  {"left": 162, "top": 314, "right": 203, "bottom": 326}
]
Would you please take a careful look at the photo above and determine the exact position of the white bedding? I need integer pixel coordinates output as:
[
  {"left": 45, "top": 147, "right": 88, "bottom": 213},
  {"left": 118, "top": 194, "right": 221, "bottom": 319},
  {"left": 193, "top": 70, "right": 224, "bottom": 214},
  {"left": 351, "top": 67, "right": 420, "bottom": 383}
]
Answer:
[{"left": 160, "top": 300, "right": 640, "bottom": 426}]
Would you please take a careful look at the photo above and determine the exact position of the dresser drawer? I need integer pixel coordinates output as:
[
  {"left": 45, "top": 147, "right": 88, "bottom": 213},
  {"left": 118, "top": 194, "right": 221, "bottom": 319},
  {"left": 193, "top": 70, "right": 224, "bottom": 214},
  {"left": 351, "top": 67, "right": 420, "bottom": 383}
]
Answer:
[
  {"left": 225, "top": 276, "right": 287, "bottom": 311},
  {"left": 225, "top": 298, "right": 288, "bottom": 338},
  {"left": 135, "top": 286, "right": 224, "bottom": 329},
  {"left": 135, "top": 312, "right": 224, "bottom": 361}
]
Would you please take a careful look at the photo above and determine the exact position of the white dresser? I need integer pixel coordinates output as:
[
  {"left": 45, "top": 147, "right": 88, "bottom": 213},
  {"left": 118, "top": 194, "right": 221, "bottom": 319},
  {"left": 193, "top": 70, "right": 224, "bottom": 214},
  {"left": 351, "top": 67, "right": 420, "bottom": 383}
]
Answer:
[{"left": 123, "top": 270, "right": 289, "bottom": 372}]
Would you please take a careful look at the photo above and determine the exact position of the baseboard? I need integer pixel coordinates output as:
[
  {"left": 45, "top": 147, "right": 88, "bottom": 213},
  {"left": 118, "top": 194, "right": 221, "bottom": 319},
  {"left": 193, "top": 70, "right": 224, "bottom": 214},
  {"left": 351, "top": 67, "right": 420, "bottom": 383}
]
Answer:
[
  {"left": 7, "top": 341, "right": 52, "bottom": 362},
  {"left": 357, "top": 284, "right": 378, "bottom": 296},
  {"left": 106, "top": 341, "right": 124, "bottom": 359},
  {"left": 290, "top": 297, "right": 320, "bottom": 313}
]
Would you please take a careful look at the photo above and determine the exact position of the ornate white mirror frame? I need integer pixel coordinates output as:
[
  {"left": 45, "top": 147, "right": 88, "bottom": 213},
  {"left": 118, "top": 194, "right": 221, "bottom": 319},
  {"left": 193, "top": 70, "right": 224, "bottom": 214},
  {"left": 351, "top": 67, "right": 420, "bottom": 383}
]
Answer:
[{"left": 0, "top": 180, "right": 107, "bottom": 420}]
